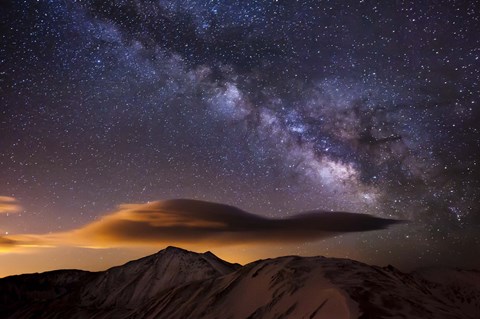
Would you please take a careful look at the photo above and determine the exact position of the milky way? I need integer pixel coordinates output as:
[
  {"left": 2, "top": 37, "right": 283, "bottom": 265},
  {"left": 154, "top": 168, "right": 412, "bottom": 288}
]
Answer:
[{"left": 1, "top": 0, "right": 479, "bottom": 270}]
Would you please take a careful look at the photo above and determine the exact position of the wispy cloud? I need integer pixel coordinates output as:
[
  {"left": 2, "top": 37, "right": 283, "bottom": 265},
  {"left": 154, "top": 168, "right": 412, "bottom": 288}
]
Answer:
[
  {"left": 2, "top": 199, "right": 404, "bottom": 251},
  {"left": 0, "top": 196, "right": 22, "bottom": 214}
]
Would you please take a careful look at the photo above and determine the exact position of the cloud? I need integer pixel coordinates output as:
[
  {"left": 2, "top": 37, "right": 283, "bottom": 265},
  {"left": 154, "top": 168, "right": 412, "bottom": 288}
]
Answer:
[
  {"left": 0, "top": 236, "right": 25, "bottom": 253},
  {"left": 0, "top": 196, "right": 21, "bottom": 214},
  {"left": 3, "top": 199, "right": 404, "bottom": 251},
  {"left": 0, "top": 237, "right": 17, "bottom": 246}
]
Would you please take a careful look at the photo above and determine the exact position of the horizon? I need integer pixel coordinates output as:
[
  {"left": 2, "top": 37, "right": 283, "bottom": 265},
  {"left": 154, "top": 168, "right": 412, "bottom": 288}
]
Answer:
[{"left": 1, "top": 241, "right": 473, "bottom": 280}]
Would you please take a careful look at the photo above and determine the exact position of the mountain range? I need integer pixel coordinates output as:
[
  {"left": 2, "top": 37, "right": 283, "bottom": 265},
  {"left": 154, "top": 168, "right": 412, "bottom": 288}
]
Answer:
[{"left": 0, "top": 246, "right": 478, "bottom": 319}]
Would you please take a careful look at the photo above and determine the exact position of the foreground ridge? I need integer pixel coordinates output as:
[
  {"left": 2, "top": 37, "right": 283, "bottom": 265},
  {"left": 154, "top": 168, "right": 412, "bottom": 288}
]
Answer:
[{"left": 0, "top": 247, "right": 478, "bottom": 319}]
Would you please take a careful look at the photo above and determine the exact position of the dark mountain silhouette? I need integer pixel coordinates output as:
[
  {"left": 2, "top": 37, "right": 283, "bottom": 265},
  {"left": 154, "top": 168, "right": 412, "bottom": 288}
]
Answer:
[{"left": 0, "top": 247, "right": 478, "bottom": 319}]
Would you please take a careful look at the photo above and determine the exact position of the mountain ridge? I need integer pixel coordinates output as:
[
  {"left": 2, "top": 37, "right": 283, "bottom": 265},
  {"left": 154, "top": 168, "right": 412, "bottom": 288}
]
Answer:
[{"left": 0, "top": 247, "right": 478, "bottom": 319}]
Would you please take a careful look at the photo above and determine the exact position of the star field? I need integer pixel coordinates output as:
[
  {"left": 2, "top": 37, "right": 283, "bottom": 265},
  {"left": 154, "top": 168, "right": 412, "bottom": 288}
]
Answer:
[{"left": 0, "top": 0, "right": 479, "bottom": 272}]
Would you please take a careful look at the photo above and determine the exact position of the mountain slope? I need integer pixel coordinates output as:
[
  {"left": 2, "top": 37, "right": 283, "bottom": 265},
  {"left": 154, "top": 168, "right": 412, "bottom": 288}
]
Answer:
[
  {"left": 0, "top": 247, "right": 240, "bottom": 319},
  {"left": 143, "top": 256, "right": 358, "bottom": 319},
  {"left": 0, "top": 247, "right": 478, "bottom": 319},
  {"left": 142, "top": 256, "right": 479, "bottom": 319},
  {"left": 80, "top": 246, "right": 240, "bottom": 309}
]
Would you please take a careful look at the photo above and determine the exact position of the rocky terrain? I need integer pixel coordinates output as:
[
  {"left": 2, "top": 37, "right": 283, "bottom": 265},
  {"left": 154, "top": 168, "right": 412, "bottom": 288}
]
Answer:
[{"left": 0, "top": 247, "right": 478, "bottom": 319}]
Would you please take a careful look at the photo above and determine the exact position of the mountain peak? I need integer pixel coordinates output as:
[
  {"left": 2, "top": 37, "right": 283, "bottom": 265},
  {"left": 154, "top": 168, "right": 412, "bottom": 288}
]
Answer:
[
  {"left": 73, "top": 246, "right": 240, "bottom": 309},
  {"left": 160, "top": 246, "right": 191, "bottom": 254},
  {"left": 203, "top": 250, "right": 215, "bottom": 257}
]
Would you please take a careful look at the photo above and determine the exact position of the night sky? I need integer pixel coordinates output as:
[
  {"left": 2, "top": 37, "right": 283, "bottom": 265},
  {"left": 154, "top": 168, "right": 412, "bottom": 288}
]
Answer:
[{"left": 1, "top": 0, "right": 479, "bottom": 277}]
